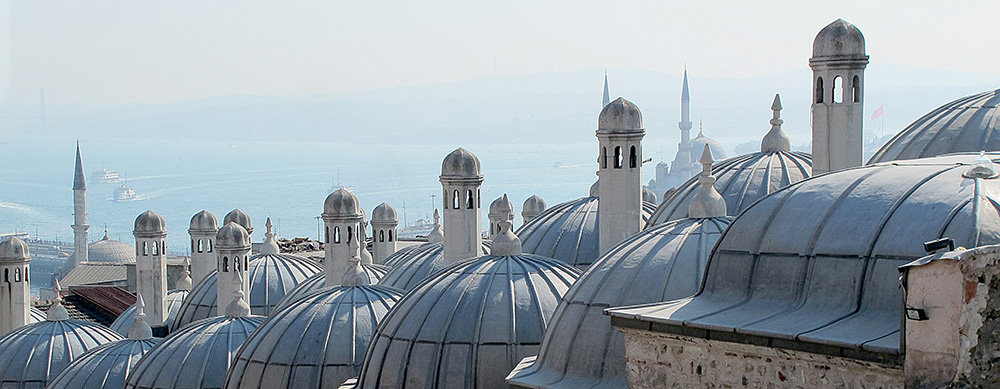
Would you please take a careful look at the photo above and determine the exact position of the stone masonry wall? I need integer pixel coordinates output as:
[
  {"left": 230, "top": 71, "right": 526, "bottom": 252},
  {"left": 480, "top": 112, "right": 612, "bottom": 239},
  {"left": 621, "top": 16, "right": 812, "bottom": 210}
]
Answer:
[{"left": 619, "top": 328, "right": 903, "bottom": 388}]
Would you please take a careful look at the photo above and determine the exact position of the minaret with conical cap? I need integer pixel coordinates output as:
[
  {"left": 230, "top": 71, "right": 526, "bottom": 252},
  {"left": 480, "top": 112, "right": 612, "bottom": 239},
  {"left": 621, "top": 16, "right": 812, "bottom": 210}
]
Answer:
[
  {"left": 602, "top": 71, "right": 611, "bottom": 108},
  {"left": 440, "top": 148, "right": 484, "bottom": 266},
  {"left": 215, "top": 221, "right": 251, "bottom": 314},
  {"left": 188, "top": 210, "right": 218, "bottom": 285},
  {"left": 761, "top": 94, "right": 791, "bottom": 153},
  {"left": 71, "top": 142, "right": 89, "bottom": 268},
  {"left": 370, "top": 203, "right": 398, "bottom": 264},
  {"left": 688, "top": 144, "right": 727, "bottom": 218},
  {"left": 810, "top": 19, "right": 868, "bottom": 174},
  {"left": 133, "top": 210, "right": 168, "bottom": 327},
  {"left": 322, "top": 188, "right": 364, "bottom": 287},
  {"left": 675, "top": 70, "right": 696, "bottom": 179},
  {"left": 597, "top": 97, "right": 645, "bottom": 254},
  {"left": 0, "top": 237, "right": 31, "bottom": 335}
]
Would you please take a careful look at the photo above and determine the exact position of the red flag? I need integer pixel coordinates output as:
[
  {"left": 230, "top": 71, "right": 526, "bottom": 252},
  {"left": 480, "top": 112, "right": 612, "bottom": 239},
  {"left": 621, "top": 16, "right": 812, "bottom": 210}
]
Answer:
[{"left": 871, "top": 104, "right": 884, "bottom": 120}]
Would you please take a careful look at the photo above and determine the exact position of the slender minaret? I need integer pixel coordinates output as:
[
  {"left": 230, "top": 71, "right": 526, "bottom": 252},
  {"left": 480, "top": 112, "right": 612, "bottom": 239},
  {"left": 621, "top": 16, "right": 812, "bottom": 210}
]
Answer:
[
  {"left": 688, "top": 144, "right": 727, "bottom": 218},
  {"left": 521, "top": 195, "right": 546, "bottom": 224},
  {"left": 71, "top": 142, "right": 89, "bottom": 267},
  {"left": 133, "top": 210, "right": 168, "bottom": 327},
  {"left": 322, "top": 188, "right": 364, "bottom": 287},
  {"left": 440, "top": 148, "right": 484, "bottom": 266},
  {"left": 0, "top": 237, "right": 31, "bottom": 335},
  {"left": 427, "top": 209, "right": 444, "bottom": 243},
  {"left": 215, "top": 221, "right": 251, "bottom": 314},
  {"left": 761, "top": 94, "right": 792, "bottom": 153},
  {"left": 810, "top": 19, "right": 868, "bottom": 174},
  {"left": 487, "top": 194, "right": 514, "bottom": 239},
  {"left": 674, "top": 70, "right": 695, "bottom": 179},
  {"left": 597, "top": 97, "right": 645, "bottom": 254},
  {"left": 602, "top": 71, "right": 611, "bottom": 108},
  {"left": 370, "top": 203, "right": 399, "bottom": 264},
  {"left": 188, "top": 210, "right": 218, "bottom": 286},
  {"left": 259, "top": 218, "right": 280, "bottom": 255}
]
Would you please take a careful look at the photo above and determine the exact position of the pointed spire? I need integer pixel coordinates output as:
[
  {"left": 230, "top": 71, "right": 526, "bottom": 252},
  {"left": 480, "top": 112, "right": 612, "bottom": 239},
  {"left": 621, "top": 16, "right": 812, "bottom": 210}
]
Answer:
[
  {"left": 128, "top": 294, "right": 154, "bottom": 340},
  {"left": 428, "top": 209, "right": 444, "bottom": 243},
  {"left": 698, "top": 120, "right": 705, "bottom": 137},
  {"left": 688, "top": 144, "right": 727, "bottom": 218},
  {"left": 259, "top": 217, "right": 279, "bottom": 255},
  {"left": 46, "top": 280, "right": 69, "bottom": 321},
  {"left": 602, "top": 70, "right": 611, "bottom": 108},
  {"left": 73, "top": 141, "right": 86, "bottom": 191},
  {"left": 761, "top": 94, "right": 791, "bottom": 153},
  {"left": 490, "top": 221, "right": 522, "bottom": 256},
  {"left": 224, "top": 270, "right": 250, "bottom": 318},
  {"left": 341, "top": 238, "right": 370, "bottom": 287},
  {"left": 176, "top": 257, "right": 193, "bottom": 291},
  {"left": 681, "top": 67, "right": 690, "bottom": 102},
  {"left": 103, "top": 225, "right": 109, "bottom": 240}
]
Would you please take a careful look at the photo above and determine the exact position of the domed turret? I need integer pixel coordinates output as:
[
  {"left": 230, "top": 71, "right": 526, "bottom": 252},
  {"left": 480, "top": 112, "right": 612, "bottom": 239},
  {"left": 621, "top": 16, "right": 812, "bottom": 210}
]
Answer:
[
  {"left": 188, "top": 210, "right": 219, "bottom": 286},
  {"left": 133, "top": 211, "right": 165, "bottom": 236},
  {"left": 598, "top": 97, "right": 642, "bottom": 132},
  {"left": 370, "top": 203, "right": 399, "bottom": 264},
  {"left": 189, "top": 210, "right": 218, "bottom": 232},
  {"left": 488, "top": 194, "right": 514, "bottom": 238},
  {"left": 810, "top": 19, "right": 868, "bottom": 174},
  {"left": 0, "top": 237, "right": 29, "bottom": 262},
  {"left": 440, "top": 147, "right": 483, "bottom": 180},
  {"left": 371, "top": 202, "right": 397, "bottom": 223},
  {"left": 216, "top": 222, "right": 251, "bottom": 249},
  {"left": 521, "top": 195, "right": 547, "bottom": 223},
  {"left": 324, "top": 188, "right": 361, "bottom": 217},
  {"left": 223, "top": 209, "right": 253, "bottom": 235},
  {"left": 812, "top": 18, "right": 866, "bottom": 59}
]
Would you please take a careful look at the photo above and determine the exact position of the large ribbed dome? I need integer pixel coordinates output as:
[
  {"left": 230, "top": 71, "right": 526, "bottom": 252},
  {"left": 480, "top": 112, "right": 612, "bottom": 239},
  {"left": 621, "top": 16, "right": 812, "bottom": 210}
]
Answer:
[
  {"left": 47, "top": 337, "right": 161, "bottom": 389},
  {"left": 172, "top": 253, "right": 321, "bottom": 329},
  {"left": 274, "top": 263, "right": 390, "bottom": 310},
  {"left": 869, "top": 89, "right": 1000, "bottom": 163},
  {"left": 380, "top": 243, "right": 425, "bottom": 268},
  {"left": 0, "top": 315, "right": 122, "bottom": 387},
  {"left": 691, "top": 130, "right": 727, "bottom": 162},
  {"left": 608, "top": 153, "right": 1000, "bottom": 358},
  {"left": 508, "top": 216, "right": 731, "bottom": 389},
  {"left": 354, "top": 253, "right": 580, "bottom": 388},
  {"left": 86, "top": 234, "right": 136, "bottom": 263},
  {"left": 646, "top": 150, "right": 812, "bottom": 226},
  {"left": 125, "top": 315, "right": 265, "bottom": 389},
  {"left": 516, "top": 197, "right": 657, "bottom": 269},
  {"left": 377, "top": 241, "right": 490, "bottom": 291},
  {"left": 109, "top": 289, "right": 189, "bottom": 336},
  {"left": 226, "top": 285, "right": 404, "bottom": 389}
]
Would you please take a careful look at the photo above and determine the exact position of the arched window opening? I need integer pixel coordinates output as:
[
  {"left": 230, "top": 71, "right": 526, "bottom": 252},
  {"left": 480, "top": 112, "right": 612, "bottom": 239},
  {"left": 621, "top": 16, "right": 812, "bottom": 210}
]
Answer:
[
  {"left": 333, "top": 227, "right": 341, "bottom": 244},
  {"left": 235, "top": 258, "right": 241, "bottom": 271},
  {"left": 14, "top": 268, "right": 20, "bottom": 282},
  {"left": 477, "top": 189, "right": 481, "bottom": 209},
  {"left": 614, "top": 146, "right": 623, "bottom": 168},
  {"left": 629, "top": 146, "right": 637, "bottom": 168},
  {"left": 4, "top": 268, "right": 8, "bottom": 283},
  {"left": 223, "top": 257, "right": 229, "bottom": 272},
  {"left": 152, "top": 241, "right": 159, "bottom": 255},
  {"left": 453, "top": 190, "right": 461, "bottom": 209},
  {"left": 142, "top": 242, "right": 148, "bottom": 256},
  {"left": 325, "top": 226, "right": 330, "bottom": 243},
  {"left": 244, "top": 258, "right": 249, "bottom": 269},
  {"left": 198, "top": 240, "right": 204, "bottom": 253},
  {"left": 815, "top": 77, "right": 824, "bottom": 103},
  {"left": 388, "top": 230, "right": 393, "bottom": 242},
  {"left": 191, "top": 239, "right": 196, "bottom": 253},
  {"left": 208, "top": 240, "right": 213, "bottom": 252},
  {"left": 347, "top": 226, "right": 353, "bottom": 243},
  {"left": 379, "top": 230, "right": 385, "bottom": 242},
  {"left": 852, "top": 75, "right": 861, "bottom": 102},
  {"left": 24, "top": 268, "right": 27, "bottom": 282},
  {"left": 602, "top": 147, "right": 608, "bottom": 169},
  {"left": 466, "top": 189, "right": 475, "bottom": 209},
  {"left": 833, "top": 76, "right": 843, "bottom": 104}
]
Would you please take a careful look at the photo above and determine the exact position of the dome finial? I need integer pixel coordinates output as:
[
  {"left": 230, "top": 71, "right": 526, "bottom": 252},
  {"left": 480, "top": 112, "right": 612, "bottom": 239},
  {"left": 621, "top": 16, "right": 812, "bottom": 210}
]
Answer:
[
  {"left": 688, "top": 144, "right": 727, "bottom": 218},
  {"left": 428, "top": 209, "right": 444, "bottom": 243},
  {"left": 47, "top": 279, "right": 70, "bottom": 321},
  {"left": 225, "top": 270, "right": 251, "bottom": 318},
  {"left": 761, "top": 94, "right": 791, "bottom": 153},
  {"left": 490, "top": 221, "right": 523, "bottom": 256},
  {"left": 965, "top": 151, "right": 1000, "bottom": 179},
  {"left": 176, "top": 257, "right": 193, "bottom": 291},
  {"left": 259, "top": 217, "right": 280, "bottom": 255},
  {"left": 128, "top": 293, "right": 154, "bottom": 340},
  {"left": 341, "top": 238, "right": 370, "bottom": 287}
]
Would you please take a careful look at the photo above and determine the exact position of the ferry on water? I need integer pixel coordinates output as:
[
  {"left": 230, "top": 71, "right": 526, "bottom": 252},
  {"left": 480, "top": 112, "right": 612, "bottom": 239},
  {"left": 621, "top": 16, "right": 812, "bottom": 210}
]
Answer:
[
  {"left": 112, "top": 180, "right": 139, "bottom": 202},
  {"left": 90, "top": 164, "right": 121, "bottom": 184}
]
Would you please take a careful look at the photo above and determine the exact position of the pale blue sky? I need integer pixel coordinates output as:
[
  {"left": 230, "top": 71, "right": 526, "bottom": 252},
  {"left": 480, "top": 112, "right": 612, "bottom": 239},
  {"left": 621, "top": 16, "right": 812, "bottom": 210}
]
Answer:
[{"left": 2, "top": 0, "right": 997, "bottom": 104}]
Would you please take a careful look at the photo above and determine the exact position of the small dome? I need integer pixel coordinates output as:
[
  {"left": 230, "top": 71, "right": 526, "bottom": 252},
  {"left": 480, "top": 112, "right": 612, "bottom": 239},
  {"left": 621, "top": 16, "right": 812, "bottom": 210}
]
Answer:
[
  {"left": 371, "top": 202, "right": 397, "bottom": 224},
  {"left": 517, "top": 197, "right": 657, "bottom": 269},
  {"left": 109, "top": 289, "right": 189, "bottom": 336},
  {"left": 87, "top": 235, "right": 136, "bottom": 263},
  {"left": 378, "top": 241, "right": 490, "bottom": 291},
  {"left": 172, "top": 253, "right": 321, "bottom": 329},
  {"left": 508, "top": 216, "right": 731, "bottom": 388},
  {"left": 275, "top": 263, "right": 391, "bottom": 310},
  {"left": 324, "top": 188, "right": 362, "bottom": 218},
  {"left": 223, "top": 209, "right": 253, "bottom": 235},
  {"left": 0, "top": 237, "right": 29, "bottom": 262},
  {"left": 642, "top": 187, "right": 658, "bottom": 204},
  {"left": 216, "top": 222, "right": 251, "bottom": 249},
  {"left": 133, "top": 210, "right": 165, "bottom": 236},
  {"left": 870, "top": 89, "right": 1000, "bottom": 163},
  {"left": 125, "top": 315, "right": 265, "bottom": 389},
  {"left": 646, "top": 150, "right": 812, "bottom": 226},
  {"left": 488, "top": 195, "right": 514, "bottom": 217},
  {"left": 440, "top": 147, "right": 483, "bottom": 180},
  {"left": 691, "top": 130, "right": 727, "bottom": 162},
  {"left": 812, "top": 18, "right": 866, "bottom": 58},
  {"left": 189, "top": 210, "right": 218, "bottom": 232},
  {"left": 0, "top": 319, "right": 122, "bottom": 387},
  {"left": 48, "top": 337, "right": 161, "bottom": 389},
  {"left": 521, "top": 195, "right": 547, "bottom": 218},
  {"left": 226, "top": 285, "right": 404, "bottom": 389},
  {"left": 598, "top": 97, "right": 642, "bottom": 131}
]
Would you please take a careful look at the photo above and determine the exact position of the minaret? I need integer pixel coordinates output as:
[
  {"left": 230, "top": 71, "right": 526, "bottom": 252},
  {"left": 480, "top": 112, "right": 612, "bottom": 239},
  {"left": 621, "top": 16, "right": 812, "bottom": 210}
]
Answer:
[
  {"left": 322, "top": 188, "right": 363, "bottom": 287},
  {"left": 440, "top": 148, "right": 484, "bottom": 266},
  {"left": 597, "top": 97, "right": 645, "bottom": 254},
  {"left": 487, "top": 194, "right": 514, "bottom": 239},
  {"left": 133, "top": 210, "right": 168, "bottom": 327},
  {"left": 675, "top": 69, "right": 695, "bottom": 179},
  {"left": 810, "top": 19, "right": 868, "bottom": 174},
  {"left": 71, "top": 142, "right": 89, "bottom": 267},
  {"left": 688, "top": 144, "right": 727, "bottom": 218},
  {"left": 215, "top": 221, "right": 251, "bottom": 314},
  {"left": 602, "top": 71, "right": 611, "bottom": 108},
  {"left": 370, "top": 203, "right": 399, "bottom": 264},
  {"left": 0, "top": 237, "right": 31, "bottom": 335},
  {"left": 188, "top": 210, "right": 218, "bottom": 286},
  {"left": 521, "top": 195, "right": 547, "bottom": 224}
]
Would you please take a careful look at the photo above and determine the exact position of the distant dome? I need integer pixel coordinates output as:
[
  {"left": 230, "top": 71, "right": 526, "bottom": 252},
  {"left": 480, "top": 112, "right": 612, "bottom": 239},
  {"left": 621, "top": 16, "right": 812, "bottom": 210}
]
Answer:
[
  {"left": 354, "top": 253, "right": 580, "bottom": 388},
  {"left": 226, "top": 285, "right": 404, "bottom": 389},
  {"left": 189, "top": 210, "right": 218, "bottom": 232},
  {"left": 812, "top": 18, "right": 866, "bottom": 58},
  {"left": 377, "top": 241, "right": 490, "bottom": 291},
  {"left": 869, "top": 89, "right": 1000, "bottom": 163},
  {"left": 642, "top": 187, "right": 658, "bottom": 203},
  {"left": 48, "top": 337, "right": 161, "bottom": 389},
  {"left": 647, "top": 150, "right": 812, "bottom": 226},
  {"left": 691, "top": 130, "right": 727, "bottom": 162},
  {"left": 133, "top": 210, "right": 165, "bottom": 235},
  {"left": 440, "top": 147, "right": 483, "bottom": 179},
  {"left": 489, "top": 195, "right": 514, "bottom": 217},
  {"left": 598, "top": 97, "right": 642, "bottom": 131},
  {"left": 0, "top": 317, "right": 121, "bottom": 387},
  {"left": 324, "top": 188, "right": 362, "bottom": 217},
  {"left": 172, "top": 253, "right": 321, "bottom": 330},
  {"left": 125, "top": 315, "right": 265, "bottom": 389},
  {"left": 522, "top": 195, "right": 547, "bottom": 219},
  {"left": 0, "top": 237, "right": 29, "bottom": 262},
  {"left": 516, "top": 197, "right": 657, "bottom": 269},
  {"left": 371, "top": 202, "right": 397, "bottom": 224},
  {"left": 223, "top": 209, "right": 253, "bottom": 235},
  {"left": 109, "top": 289, "right": 189, "bottom": 336},
  {"left": 275, "top": 263, "right": 391, "bottom": 310},
  {"left": 87, "top": 235, "right": 136, "bottom": 264},
  {"left": 216, "top": 222, "right": 251, "bottom": 248},
  {"left": 509, "top": 216, "right": 731, "bottom": 388}
]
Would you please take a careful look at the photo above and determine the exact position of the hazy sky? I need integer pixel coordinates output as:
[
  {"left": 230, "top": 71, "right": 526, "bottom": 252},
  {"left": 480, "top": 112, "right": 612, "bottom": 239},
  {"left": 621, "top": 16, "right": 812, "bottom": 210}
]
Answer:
[{"left": 2, "top": 0, "right": 998, "bottom": 105}]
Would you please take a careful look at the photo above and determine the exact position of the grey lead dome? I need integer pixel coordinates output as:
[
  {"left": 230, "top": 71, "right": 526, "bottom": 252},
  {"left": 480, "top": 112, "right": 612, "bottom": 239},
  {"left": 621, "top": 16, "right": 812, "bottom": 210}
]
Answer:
[
  {"left": 223, "top": 209, "right": 253, "bottom": 235},
  {"left": 0, "top": 237, "right": 29, "bottom": 262},
  {"left": 598, "top": 97, "right": 642, "bottom": 132},
  {"left": 216, "top": 221, "right": 251, "bottom": 248},
  {"left": 0, "top": 317, "right": 122, "bottom": 388},
  {"left": 133, "top": 210, "right": 165, "bottom": 235},
  {"left": 440, "top": 147, "right": 482, "bottom": 179},
  {"left": 325, "top": 188, "right": 362, "bottom": 217},
  {"left": 47, "top": 336, "right": 161, "bottom": 389},
  {"left": 812, "top": 18, "right": 866, "bottom": 58},
  {"left": 189, "top": 210, "right": 218, "bottom": 232},
  {"left": 370, "top": 202, "right": 397, "bottom": 223}
]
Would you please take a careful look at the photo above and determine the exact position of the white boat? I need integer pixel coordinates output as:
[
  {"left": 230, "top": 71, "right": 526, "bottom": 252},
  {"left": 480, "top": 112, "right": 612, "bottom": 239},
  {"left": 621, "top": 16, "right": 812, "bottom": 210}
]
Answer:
[
  {"left": 327, "top": 171, "right": 354, "bottom": 194},
  {"left": 398, "top": 218, "right": 434, "bottom": 239},
  {"left": 91, "top": 164, "right": 121, "bottom": 183},
  {"left": 554, "top": 161, "right": 574, "bottom": 169},
  {"left": 112, "top": 181, "right": 139, "bottom": 202}
]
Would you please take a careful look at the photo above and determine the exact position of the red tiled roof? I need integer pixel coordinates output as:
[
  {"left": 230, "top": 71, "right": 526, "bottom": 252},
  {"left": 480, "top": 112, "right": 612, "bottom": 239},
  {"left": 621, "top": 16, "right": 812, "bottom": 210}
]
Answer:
[{"left": 69, "top": 286, "right": 136, "bottom": 316}]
